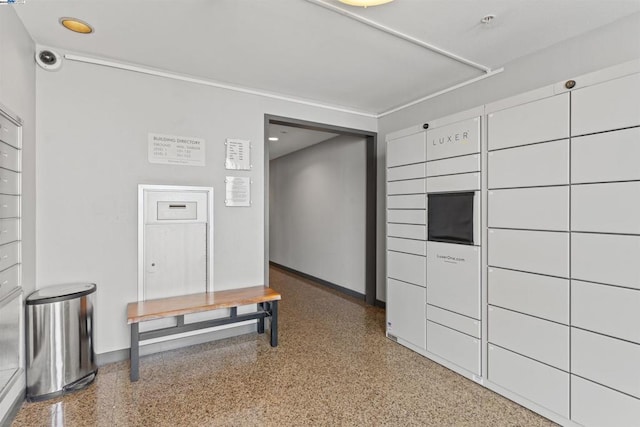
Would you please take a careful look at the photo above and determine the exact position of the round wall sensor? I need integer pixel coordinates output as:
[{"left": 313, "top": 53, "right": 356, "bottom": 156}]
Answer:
[
  {"left": 480, "top": 14, "right": 496, "bottom": 24},
  {"left": 35, "top": 49, "right": 62, "bottom": 71}
]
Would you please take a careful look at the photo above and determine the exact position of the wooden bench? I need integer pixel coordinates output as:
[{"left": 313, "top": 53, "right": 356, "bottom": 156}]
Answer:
[{"left": 126, "top": 286, "right": 281, "bottom": 381}]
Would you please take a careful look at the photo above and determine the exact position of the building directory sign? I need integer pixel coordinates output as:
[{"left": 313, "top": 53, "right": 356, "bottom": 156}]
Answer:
[{"left": 148, "top": 133, "right": 205, "bottom": 166}]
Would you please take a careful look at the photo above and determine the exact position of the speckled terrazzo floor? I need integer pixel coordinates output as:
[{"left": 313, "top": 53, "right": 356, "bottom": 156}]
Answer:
[{"left": 12, "top": 266, "right": 557, "bottom": 426}]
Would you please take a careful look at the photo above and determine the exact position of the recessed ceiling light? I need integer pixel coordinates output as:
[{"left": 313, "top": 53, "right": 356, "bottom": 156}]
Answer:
[
  {"left": 480, "top": 14, "right": 496, "bottom": 25},
  {"left": 268, "top": 137, "right": 279, "bottom": 141},
  {"left": 60, "top": 17, "right": 94, "bottom": 34},
  {"left": 338, "top": 0, "right": 394, "bottom": 7}
]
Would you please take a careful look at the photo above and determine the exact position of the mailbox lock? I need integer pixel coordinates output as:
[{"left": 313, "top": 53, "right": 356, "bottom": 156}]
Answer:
[{"left": 565, "top": 80, "right": 576, "bottom": 89}]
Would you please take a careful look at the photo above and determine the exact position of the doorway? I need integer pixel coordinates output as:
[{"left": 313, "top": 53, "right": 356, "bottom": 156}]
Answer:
[{"left": 264, "top": 115, "right": 377, "bottom": 305}]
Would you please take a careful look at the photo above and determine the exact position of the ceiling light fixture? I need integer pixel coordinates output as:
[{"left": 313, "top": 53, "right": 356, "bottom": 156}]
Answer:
[
  {"left": 268, "top": 137, "right": 279, "bottom": 141},
  {"left": 60, "top": 17, "right": 94, "bottom": 34},
  {"left": 338, "top": 0, "right": 394, "bottom": 7}
]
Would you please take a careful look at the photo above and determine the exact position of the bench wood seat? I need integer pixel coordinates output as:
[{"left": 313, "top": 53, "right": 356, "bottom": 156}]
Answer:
[
  {"left": 127, "top": 286, "right": 281, "bottom": 381},
  {"left": 127, "top": 286, "right": 281, "bottom": 324}
]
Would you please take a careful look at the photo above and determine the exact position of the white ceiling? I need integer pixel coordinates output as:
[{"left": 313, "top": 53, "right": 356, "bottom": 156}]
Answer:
[
  {"left": 268, "top": 124, "right": 339, "bottom": 160},
  {"left": 14, "top": 0, "right": 640, "bottom": 115}
]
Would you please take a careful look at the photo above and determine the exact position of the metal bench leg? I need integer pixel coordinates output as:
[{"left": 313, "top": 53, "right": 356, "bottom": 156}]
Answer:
[
  {"left": 130, "top": 323, "right": 140, "bottom": 382},
  {"left": 270, "top": 300, "right": 278, "bottom": 347},
  {"left": 257, "top": 302, "right": 265, "bottom": 334}
]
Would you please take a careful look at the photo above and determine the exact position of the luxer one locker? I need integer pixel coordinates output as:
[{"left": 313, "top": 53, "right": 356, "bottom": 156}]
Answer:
[{"left": 138, "top": 185, "right": 213, "bottom": 301}]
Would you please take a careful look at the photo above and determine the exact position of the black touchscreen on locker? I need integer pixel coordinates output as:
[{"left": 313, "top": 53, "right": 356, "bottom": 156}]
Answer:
[{"left": 427, "top": 192, "right": 474, "bottom": 245}]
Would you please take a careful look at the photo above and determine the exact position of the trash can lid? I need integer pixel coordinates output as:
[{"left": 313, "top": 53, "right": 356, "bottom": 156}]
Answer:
[{"left": 26, "top": 283, "right": 97, "bottom": 305}]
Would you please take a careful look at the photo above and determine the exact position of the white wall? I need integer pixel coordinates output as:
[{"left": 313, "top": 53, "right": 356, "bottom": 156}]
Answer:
[
  {"left": 35, "top": 58, "right": 376, "bottom": 354},
  {"left": 375, "top": 12, "right": 640, "bottom": 302},
  {"left": 0, "top": 6, "right": 36, "bottom": 295},
  {"left": 270, "top": 135, "right": 366, "bottom": 295}
]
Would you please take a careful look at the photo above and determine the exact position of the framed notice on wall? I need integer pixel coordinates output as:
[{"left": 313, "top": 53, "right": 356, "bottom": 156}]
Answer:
[
  {"left": 148, "top": 133, "right": 205, "bottom": 166},
  {"left": 225, "top": 138, "right": 251, "bottom": 170},
  {"left": 225, "top": 176, "right": 251, "bottom": 207}
]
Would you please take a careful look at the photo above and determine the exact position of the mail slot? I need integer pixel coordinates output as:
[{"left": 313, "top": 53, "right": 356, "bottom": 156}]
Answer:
[{"left": 157, "top": 201, "right": 197, "bottom": 220}]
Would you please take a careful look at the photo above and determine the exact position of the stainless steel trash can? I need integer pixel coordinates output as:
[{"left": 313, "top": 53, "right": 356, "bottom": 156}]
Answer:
[{"left": 26, "top": 283, "right": 98, "bottom": 401}]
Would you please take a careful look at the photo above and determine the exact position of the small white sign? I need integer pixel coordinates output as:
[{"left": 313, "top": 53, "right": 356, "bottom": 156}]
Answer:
[
  {"left": 427, "top": 117, "right": 480, "bottom": 161},
  {"left": 148, "top": 133, "right": 205, "bottom": 166},
  {"left": 225, "top": 138, "right": 251, "bottom": 170},
  {"left": 225, "top": 176, "right": 251, "bottom": 207}
]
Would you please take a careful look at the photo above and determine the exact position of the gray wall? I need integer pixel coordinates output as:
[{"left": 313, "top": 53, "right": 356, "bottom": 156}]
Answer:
[
  {"left": 34, "top": 57, "right": 376, "bottom": 354},
  {"left": 270, "top": 135, "right": 366, "bottom": 295},
  {"left": 0, "top": 7, "right": 36, "bottom": 295},
  {"left": 376, "top": 12, "right": 640, "bottom": 301}
]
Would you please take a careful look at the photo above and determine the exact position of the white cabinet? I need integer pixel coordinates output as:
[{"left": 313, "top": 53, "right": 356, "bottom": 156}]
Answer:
[
  {"left": 387, "top": 237, "right": 426, "bottom": 256},
  {"left": 0, "top": 107, "right": 22, "bottom": 424},
  {"left": 387, "top": 194, "right": 426, "bottom": 209},
  {"left": 488, "top": 345, "right": 569, "bottom": 418},
  {"left": 427, "top": 304, "right": 480, "bottom": 338},
  {"left": 488, "top": 306, "right": 568, "bottom": 371},
  {"left": 426, "top": 172, "right": 480, "bottom": 192},
  {"left": 387, "top": 178, "right": 426, "bottom": 195},
  {"left": 488, "top": 186, "right": 569, "bottom": 231},
  {"left": 386, "top": 129, "right": 428, "bottom": 354},
  {"left": 144, "top": 223, "right": 207, "bottom": 300},
  {"left": 427, "top": 321, "right": 480, "bottom": 375},
  {"left": 387, "top": 131, "right": 426, "bottom": 167},
  {"left": 571, "top": 280, "right": 640, "bottom": 344},
  {"left": 571, "top": 73, "right": 640, "bottom": 136},
  {"left": 488, "top": 140, "right": 569, "bottom": 189},
  {"left": 0, "top": 114, "right": 20, "bottom": 149},
  {"left": 387, "top": 250, "right": 426, "bottom": 287},
  {"left": 0, "top": 170, "right": 20, "bottom": 196},
  {"left": 571, "top": 233, "right": 640, "bottom": 289},
  {"left": 571, "top": 127, "right": 640, "bottom": 184},
  {"left": 572, "top": 181, "right": 640, "bottom": 234},
  {"left": 488, "top": 229, "right": 569, "bottom": 278},
  {"left": 488, "top": 267, "right": 568, "bottom": 324},
  {"left": 387, "top": 224, "right": 426, "bottom": 240},
  {"left": 387, "top": 279, "right": 426, "bottom": 350},
  {"left": 572, "top": 375, "right": 640, "bottom": 427},
  {"left": 488, "top": 94, "right": 569, "bottom": 150},
  {"left": 572, "top": 328, "right": 640, "bottom": 398},
  {"left": 387, "top": 163, "right": 426, "bottom": 181},
  {"left": 387, "top": 209, "right": 425, "bottom": 225},
  {"left": 0, "top": 142, "right": 20, "bottom": 173},
  {"left": 426, "top": 154, "right": 479, "bottom": 177},
  {"left": 427, "top": 242, "right": 480, "bottom": 319}
]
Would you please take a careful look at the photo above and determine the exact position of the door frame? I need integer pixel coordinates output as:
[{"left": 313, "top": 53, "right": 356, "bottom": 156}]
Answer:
[{"left": 264, "top": 114, "right": 377, "bottom": 305}]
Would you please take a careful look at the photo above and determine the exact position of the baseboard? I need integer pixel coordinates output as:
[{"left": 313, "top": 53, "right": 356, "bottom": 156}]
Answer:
[
  {"left": 375, "top": 299, "right": 386, "bottom": 309},
  {"left": 269, "top": 261, "right": 366, "bottom": 301},
  {"left": 96, "top": 323, "right": 257, "bottom": 366},
  {"left": 0, "top": 377, "right": 25, "bottom": 427}
]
